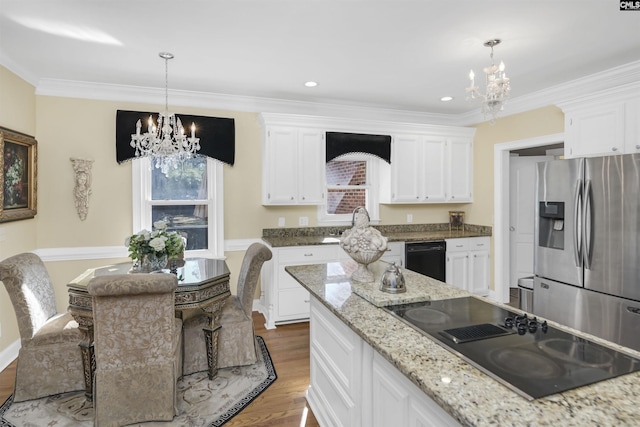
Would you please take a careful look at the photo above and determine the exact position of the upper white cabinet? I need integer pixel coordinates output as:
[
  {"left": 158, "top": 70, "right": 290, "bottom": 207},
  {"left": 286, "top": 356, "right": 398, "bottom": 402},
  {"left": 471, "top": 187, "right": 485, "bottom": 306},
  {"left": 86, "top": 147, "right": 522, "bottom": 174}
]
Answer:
[
  {"left": 382, "top": 132, "right": 474, "bottom": 204},
  {"left": 388, "top": 135, "right": 447, "bottom": 203},
  {"left": 262, "top": 126, "right": 325, "bottom": 205},
  {"left": 447, "top": 137, "right": 473, "bottom": 202},
  {"left": 561, "top": 88, "right": 640, "bottom": 159},
  {"left": 259, "top": 113, "right": 476, "bottom": 207}
]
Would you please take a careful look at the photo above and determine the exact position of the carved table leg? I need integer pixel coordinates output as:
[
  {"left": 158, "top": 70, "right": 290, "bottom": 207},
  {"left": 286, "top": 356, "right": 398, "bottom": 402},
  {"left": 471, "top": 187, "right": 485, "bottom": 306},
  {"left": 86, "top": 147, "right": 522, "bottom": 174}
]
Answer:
[
  {"left": 73, "top": 315, "right": 95, "bottom": 401},
  {"left": 79, "top": 341, "right": 95, "bottom": 400},
  {"left": 202, "top": 297, "right": 227, "bottom": 380},
  {"left": 204, "top": 325, "right": 222, "bottom": 380}
]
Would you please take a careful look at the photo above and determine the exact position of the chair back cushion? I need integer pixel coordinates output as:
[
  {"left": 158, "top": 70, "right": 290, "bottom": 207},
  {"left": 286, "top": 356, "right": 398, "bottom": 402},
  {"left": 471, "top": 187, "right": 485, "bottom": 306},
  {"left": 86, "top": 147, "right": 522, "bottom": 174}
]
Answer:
[
  {"left": 88, "top": 273, "right": 178, "bottom": 369},
  {"left": 0, "top": 252, "right": 58, "bottom": 340},
  {"left": 235, "top": 243, "right": 272, "bottom": 317}
]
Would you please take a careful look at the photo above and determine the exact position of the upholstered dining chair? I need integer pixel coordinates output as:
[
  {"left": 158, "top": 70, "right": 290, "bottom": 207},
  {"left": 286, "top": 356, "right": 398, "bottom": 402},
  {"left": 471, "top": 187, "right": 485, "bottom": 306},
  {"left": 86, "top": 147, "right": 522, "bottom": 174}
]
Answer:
[
  {"left": 0, "top": 252, "right": 85, "bottom": 402},
  {"left": 87, "top": 273, "right": 183, "bottom": 427},
  {"left": 182, "top": 242, "right": 272, "bottom": 375}
]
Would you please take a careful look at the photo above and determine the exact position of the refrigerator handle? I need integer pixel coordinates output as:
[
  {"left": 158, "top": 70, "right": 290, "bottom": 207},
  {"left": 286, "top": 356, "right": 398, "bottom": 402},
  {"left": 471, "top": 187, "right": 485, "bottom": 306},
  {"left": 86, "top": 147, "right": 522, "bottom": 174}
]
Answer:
[
  {"left": 584, "top": 179, "right": 593, "bottom": 269},
  {"left": 574, "top": 179, "right": 583, "bottom": 268}
]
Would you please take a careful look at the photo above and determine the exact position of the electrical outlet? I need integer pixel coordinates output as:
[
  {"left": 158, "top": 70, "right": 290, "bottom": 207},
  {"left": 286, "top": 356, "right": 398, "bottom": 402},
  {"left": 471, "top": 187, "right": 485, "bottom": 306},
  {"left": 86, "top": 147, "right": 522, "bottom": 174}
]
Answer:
[
  {"left": 299, "top": 216, "right": 309, "bottom": 226},
  {"left": 278, "top": 217, "right": 285, "bottom": 227},
  {"left": 0, "top": 228, "right": 6, "bottom": 241},
  {"left": 407, "top": 214, "right": 413, "bottom": 223}
]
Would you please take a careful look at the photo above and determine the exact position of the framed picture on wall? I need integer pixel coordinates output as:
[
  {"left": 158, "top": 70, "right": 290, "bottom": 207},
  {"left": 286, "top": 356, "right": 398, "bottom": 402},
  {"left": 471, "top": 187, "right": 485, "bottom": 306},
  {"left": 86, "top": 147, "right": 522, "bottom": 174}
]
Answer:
[{"left": 0, "top": 126, "right": 37, "bottom": 223}]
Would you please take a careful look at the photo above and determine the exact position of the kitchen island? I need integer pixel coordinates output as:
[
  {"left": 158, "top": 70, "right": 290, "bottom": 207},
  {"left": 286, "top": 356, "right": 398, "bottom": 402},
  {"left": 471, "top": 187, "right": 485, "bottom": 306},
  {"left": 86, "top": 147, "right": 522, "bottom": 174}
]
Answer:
[{"left": 285, "top": 260, "right": 640, "bottom": 427}]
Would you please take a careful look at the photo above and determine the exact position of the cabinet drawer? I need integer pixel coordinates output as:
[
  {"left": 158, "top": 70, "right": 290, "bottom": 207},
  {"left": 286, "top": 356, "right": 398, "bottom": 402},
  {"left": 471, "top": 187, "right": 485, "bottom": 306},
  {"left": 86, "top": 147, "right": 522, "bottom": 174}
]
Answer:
[
  {"left": 278, "top": 288, "right": 311, "bottom": 317},
  {"left": 445, "top": 238, "right": 469, "bottom": 252},
  {"left": 277, "top": 245, "right": 337, "bottom": 263},
  {"left": 469, "top": 237, "right": 490, "bottom": 250}
]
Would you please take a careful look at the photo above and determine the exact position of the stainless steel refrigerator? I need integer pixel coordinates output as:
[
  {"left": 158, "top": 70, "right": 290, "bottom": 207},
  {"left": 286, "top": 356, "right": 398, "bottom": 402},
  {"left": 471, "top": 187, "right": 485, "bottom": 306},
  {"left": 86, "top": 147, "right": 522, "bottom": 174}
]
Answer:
[{"left": 533, "top": 154, "right": 640, "bottom": 352}]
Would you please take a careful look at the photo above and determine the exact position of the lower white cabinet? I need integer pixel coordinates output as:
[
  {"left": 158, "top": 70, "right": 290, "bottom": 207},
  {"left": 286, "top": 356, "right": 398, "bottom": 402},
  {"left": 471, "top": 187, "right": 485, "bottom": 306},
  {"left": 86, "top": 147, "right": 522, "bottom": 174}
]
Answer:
[
  {"left": 261, "top": 244, "right": 339, "bottom": 329},
  {"left": 381, "top": 241, "right": 405, "bottom": 267},
  {"left": 445, "top": 237, "right": 490, "bottom": 296},
  {"left": 308, "top": 298, "right": 460, "bottom": 427}
]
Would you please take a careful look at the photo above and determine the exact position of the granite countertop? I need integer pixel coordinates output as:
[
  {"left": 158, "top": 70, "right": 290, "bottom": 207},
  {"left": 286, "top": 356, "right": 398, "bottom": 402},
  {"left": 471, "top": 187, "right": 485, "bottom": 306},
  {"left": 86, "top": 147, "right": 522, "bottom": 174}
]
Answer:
[
  {"left": 285, "top": 260, "right": 640, "bottom": 427},
  {"left": 263, "top": 223, "right": 491, "bottom": 248}
]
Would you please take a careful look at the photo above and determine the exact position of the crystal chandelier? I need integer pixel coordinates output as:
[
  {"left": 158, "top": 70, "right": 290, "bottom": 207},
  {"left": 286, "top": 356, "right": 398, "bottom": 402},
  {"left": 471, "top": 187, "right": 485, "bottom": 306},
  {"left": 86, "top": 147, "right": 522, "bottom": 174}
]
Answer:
[
  {"left": 466, "top": 39, "right": 511, "bottom": 124},
  {"left": 130, "top": 52, "right": 200, "bottom": 175}
]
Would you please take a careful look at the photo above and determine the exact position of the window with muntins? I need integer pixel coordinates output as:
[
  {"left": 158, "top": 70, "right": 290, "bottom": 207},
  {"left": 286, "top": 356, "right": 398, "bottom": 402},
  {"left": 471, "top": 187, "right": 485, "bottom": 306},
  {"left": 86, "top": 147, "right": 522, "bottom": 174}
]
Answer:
[
  {"left": 132, "top": 156, "right": 224, "bottom": 258},
  {"left": 319, "top": 154, "right": 379, "bottom": 224}
]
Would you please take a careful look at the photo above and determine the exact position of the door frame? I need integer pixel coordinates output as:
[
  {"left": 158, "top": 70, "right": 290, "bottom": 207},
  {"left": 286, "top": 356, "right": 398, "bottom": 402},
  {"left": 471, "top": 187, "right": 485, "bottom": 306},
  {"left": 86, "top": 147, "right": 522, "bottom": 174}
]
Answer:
[{"left": 493, "top": 132, "right": 564, "bottom": 303}]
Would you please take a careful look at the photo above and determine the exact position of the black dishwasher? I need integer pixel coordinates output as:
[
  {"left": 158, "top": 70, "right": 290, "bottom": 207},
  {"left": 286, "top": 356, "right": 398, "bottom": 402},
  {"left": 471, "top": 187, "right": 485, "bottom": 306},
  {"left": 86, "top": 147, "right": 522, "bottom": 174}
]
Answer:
[{"left": 405, "top": 241, "right": 446, "bottom": 281}]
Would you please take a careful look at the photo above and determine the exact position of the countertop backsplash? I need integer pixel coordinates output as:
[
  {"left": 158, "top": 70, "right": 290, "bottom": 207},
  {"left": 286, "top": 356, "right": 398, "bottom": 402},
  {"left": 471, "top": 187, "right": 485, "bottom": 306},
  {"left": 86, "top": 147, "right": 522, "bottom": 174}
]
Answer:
[{"left": 262, "top": 223, "right": 492, "bottom": 247}]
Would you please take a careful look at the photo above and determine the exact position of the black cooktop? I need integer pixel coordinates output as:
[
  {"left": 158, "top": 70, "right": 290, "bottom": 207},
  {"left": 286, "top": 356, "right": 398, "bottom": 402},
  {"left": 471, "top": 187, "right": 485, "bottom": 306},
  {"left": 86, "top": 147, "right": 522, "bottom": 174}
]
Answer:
[{"left": 383, "top": 297, "right": 640, "bottom": 400}]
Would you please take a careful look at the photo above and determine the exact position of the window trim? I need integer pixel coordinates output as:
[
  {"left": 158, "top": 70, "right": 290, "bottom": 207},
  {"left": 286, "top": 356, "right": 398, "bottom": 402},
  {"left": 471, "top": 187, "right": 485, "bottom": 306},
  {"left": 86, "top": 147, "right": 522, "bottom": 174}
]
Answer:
[
  {"left": 132, "top": 157, "right": 225, "bottom": 258},
  {"left": 317, "top": 153, "right": 380, "bottom": 226}
]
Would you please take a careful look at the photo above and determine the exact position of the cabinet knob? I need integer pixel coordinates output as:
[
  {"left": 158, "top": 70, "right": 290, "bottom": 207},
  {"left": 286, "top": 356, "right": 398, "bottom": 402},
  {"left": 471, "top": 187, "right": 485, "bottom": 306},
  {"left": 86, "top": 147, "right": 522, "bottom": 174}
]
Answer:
[
  {"left": 612, "top": 147, "right": 618, "bottom": 152},
  {"left": 304, "top": 253, "right": 313, "bottom": 257},
  {"left": 302, "top": 196, "right": 305, "bottom": 200},
  {"left": 636, "top": 145, "right": 640, "bottom": 150},
  {"left": 451, "top": 195, "right": 455, "bottom": 199},
  {"left": 291, "top": 196, "right": 294, "bottom": 200}
]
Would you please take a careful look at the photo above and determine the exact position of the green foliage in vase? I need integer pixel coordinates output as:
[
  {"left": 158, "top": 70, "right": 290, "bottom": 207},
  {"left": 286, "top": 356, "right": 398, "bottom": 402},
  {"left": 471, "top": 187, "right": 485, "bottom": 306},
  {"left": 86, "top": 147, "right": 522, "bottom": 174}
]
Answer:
[{"left": 125, "top": 220, "right": 185, "bottom": 260}]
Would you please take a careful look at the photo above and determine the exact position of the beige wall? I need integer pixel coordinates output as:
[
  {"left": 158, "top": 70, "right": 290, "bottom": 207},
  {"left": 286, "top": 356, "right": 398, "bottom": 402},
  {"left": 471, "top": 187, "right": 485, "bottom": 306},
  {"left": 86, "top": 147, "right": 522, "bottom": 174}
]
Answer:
[
  {"left": 0, "top": 65, "right": 565, "bottom": 356},
  {"left": 466, "top": 106, "right": 565, "bottom": 225},
  {"left": 0, "top": 66, "right": 38, "bottom": 349}
]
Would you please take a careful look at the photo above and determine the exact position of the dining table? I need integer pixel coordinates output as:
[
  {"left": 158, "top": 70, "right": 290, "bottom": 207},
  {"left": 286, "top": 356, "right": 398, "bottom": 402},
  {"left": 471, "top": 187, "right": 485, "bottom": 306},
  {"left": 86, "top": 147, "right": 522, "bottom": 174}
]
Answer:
[{"left": 67, "top": 257, "right": 231, "bottom": 400}]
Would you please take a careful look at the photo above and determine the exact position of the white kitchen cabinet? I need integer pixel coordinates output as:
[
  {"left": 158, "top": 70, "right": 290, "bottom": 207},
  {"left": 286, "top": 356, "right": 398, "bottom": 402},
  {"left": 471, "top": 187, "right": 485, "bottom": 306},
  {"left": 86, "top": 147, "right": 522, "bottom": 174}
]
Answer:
[
  {"left": 308, "top": 299, "right": 364, "bottom": 427},
  {"left": 372, "top": 352, "right": 460, "bottom": 427},
  {"left": 261, "top": 126, "right": 325, "bottom": 205},
  {"left": 260, "top": 244, "right": 339, "bottom": 329},
  {"left": 561, "top": 89, "right": 640, "bottom": 159},
  {"left": 308, "top": 298, "right": 460, "bottom": 427},
  {"left": 381, "top": 241, "right": 405, "bottom": 267},
  {"left": 387, "top": 134, "right": 447, "bottom": 203},
  {"left": 447, "top": 137, "right": 473, "bottom": 202},
  {"left": 445, "top": 237, "right": 490, "bottom": 296},
  {"left": 382, "top": 133, "right": 473, "bottom": 204}
]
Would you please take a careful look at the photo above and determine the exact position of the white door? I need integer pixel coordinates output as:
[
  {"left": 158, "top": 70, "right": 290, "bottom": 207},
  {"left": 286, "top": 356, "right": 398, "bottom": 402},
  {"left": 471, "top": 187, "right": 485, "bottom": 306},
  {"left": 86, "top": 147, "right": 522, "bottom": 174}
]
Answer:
[{"left": 508, "top": 155, "right": 553, "bottom": 288}]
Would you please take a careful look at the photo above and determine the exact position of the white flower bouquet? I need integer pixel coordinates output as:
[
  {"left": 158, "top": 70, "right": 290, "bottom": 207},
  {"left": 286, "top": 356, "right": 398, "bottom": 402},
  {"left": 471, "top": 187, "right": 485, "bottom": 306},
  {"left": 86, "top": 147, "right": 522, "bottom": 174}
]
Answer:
[{"left": 125, "top": 220, "right": 185, "bottom": 262}]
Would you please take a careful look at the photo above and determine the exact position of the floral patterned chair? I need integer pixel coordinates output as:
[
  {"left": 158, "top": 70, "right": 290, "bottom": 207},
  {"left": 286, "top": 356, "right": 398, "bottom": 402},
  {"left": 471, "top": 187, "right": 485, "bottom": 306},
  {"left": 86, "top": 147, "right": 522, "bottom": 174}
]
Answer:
[
  {"left": 182, "top": 242, "right": 272, "bottom": 374},
  {"left": 0, "top": 252, "right": 84, "bottom": 402},
  {"left": 87, "top": 273, "right": 183, "bottom": 427}
]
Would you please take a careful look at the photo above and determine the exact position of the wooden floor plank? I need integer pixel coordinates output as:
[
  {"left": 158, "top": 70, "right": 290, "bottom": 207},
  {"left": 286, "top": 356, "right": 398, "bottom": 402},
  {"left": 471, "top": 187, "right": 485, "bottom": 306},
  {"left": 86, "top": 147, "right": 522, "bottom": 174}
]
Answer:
[{"left": 0, "top": 312, "right": 319, "bottom": 427}]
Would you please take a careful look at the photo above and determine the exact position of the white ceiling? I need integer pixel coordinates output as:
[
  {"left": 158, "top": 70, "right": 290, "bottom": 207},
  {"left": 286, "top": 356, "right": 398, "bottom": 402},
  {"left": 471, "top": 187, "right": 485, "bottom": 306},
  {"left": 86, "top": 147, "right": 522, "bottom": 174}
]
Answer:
[{"left": 1, "top": 1, "right": 639, "bottom": 124}]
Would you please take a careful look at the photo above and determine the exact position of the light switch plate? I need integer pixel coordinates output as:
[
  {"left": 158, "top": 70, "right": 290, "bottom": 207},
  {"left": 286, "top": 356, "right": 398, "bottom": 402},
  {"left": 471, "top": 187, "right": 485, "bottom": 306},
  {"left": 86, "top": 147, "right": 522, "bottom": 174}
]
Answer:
[
  {"left": 407, "top": 214, "right": 413, "bottom": 223},
  {"left": 278, "top": 217, "right": 285, "bottom": 227},
  {"left": 299, "top": 216, "right": 309, "bottom": 226}
]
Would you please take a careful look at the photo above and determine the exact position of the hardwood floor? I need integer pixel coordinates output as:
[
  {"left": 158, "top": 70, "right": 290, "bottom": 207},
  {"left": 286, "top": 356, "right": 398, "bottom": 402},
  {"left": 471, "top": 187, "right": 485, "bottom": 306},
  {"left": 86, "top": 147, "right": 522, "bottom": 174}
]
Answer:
[{"left": 0, "top": 312, "right": 320, "bottom": 427}]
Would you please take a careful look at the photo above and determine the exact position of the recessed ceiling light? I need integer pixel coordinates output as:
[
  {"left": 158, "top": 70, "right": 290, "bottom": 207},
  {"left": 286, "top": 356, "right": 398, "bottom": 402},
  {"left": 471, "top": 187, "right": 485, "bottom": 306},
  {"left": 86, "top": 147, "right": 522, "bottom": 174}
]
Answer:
[
  {"left": 304, "top": 81, "right": 318, "bottom": 88},
  {"left": 440, "top": 96, "right": 454, "bottom": 102}
]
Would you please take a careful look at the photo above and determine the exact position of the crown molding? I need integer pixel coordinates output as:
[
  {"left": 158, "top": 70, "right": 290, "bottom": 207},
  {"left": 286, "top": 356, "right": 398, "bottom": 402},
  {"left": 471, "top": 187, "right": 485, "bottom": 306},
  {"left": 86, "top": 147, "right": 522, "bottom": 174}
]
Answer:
[{"left": 26, "top": 59, "right": 640, "bottom": 127}]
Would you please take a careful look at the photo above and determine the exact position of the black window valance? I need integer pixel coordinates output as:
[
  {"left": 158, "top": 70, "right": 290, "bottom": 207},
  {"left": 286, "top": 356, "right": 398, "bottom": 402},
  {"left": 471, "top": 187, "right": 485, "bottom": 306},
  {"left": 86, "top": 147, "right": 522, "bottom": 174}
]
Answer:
[
  {"left": 325, "top": 132, "right": 391, "bottom": 163},
  {"left": 116, "top": 110, "right": 235, "bottom": 165}
]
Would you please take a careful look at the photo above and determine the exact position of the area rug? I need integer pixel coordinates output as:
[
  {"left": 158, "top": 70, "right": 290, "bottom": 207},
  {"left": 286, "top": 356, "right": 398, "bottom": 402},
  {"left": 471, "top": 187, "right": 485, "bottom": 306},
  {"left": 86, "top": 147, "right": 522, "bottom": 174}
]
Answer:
[{"left": 0, "top": 336, "right": 276, "bottom": 427}]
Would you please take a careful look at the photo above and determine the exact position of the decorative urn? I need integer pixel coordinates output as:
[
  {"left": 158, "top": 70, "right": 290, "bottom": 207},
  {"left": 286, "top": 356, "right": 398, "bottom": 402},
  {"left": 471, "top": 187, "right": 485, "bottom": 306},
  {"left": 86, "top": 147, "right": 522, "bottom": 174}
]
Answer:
[{"left": 339, "top": 206, "right": 388, "bottom": 282}]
